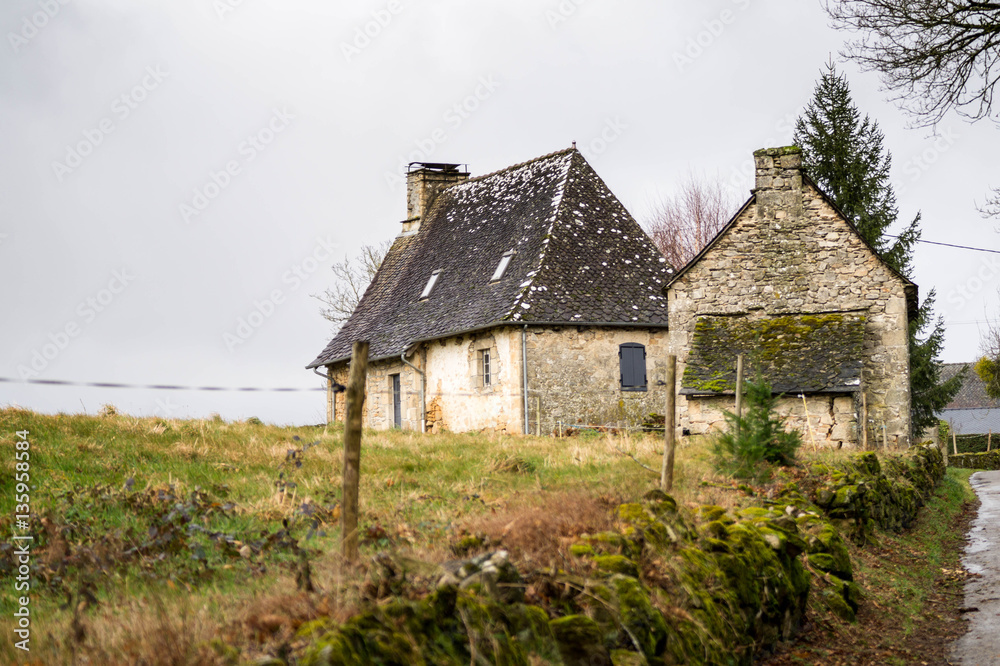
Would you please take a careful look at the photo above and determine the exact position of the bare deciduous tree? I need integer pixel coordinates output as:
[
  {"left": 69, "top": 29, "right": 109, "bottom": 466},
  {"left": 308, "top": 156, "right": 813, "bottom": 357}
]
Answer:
[
  {"left": 642, "top": 172, "right": 740, "bottom": 269},
  {"left": 825, "top": 1, "right": 1000, "bottom": 126},
  {"left": 824, "top": 1, "right": 1000, "bottom": 216},
  {"left": 314, "top": 241, "right": 391, "bottom": 328}
]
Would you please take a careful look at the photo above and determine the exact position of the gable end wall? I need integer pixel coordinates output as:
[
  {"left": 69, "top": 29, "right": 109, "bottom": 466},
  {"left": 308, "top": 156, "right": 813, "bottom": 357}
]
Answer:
[{"left": 668, "top": 182, "right": 911, "bottom": 445}]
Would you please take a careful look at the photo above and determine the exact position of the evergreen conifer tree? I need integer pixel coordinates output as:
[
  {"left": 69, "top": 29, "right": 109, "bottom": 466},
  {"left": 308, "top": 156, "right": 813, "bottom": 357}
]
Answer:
[{"left": 793, "top": 62, "right": 963, "bottom": 437}]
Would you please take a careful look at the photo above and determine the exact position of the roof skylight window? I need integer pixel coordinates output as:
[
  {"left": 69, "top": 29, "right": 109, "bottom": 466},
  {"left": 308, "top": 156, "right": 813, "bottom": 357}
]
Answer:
[
  {"left": 419, "top": 270, "right": 442, "bottom": 300},
  {"left": 491, "top": 251, "right": 515, "bottom": 282}
]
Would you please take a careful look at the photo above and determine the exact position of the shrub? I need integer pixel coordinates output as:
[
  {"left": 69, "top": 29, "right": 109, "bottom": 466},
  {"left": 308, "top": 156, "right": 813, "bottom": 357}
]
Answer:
[{"left": 711, "top": 375, "right": 802, "bottom": 479}]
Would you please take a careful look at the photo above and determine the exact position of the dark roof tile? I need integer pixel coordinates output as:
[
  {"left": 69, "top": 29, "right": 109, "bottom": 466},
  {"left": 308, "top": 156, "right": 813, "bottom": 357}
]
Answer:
[{"left": 308, "top": 149, "right": 673, "bottom": 367}]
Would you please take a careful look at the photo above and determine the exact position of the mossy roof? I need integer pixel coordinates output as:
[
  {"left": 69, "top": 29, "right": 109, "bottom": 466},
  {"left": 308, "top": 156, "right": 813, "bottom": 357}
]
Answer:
[{"left": 681, "top": 313, "right": 866, "bottom": 395}]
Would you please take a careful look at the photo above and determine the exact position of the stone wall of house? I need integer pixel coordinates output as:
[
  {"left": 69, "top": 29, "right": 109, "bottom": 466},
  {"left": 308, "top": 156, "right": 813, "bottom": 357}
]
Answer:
[
  {"left": 329, "top": 358, "right": 422, "bottom": 431},
  {"left": 329, "top": 329, "right": 524, "bottom": 433},
  {"left": 524, "top": 326, "right": 670, "bottom": 432},
  {"left": 667, "top": 147, "right": 912, "bottom": 445},
  {"left": 687, "top": 393, "right": 859, "bottom": 446},
  {"left": 422, "top": 328, "right": 524, "bottom": 434}
]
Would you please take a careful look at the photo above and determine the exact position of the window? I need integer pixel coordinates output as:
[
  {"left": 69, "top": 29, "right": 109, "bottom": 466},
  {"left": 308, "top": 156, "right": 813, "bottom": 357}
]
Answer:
[
  {"left": 480, "top": 349, "right": 492, "bottom": 387},
  {"left": 619, "top": 343, "right": 646, "bottom": 391},
  {"left": 491, "top": 250, "right": 515, "bottom": 282},
  {"left": 419, "top": 269, "right": 442, "bottom": 300}
]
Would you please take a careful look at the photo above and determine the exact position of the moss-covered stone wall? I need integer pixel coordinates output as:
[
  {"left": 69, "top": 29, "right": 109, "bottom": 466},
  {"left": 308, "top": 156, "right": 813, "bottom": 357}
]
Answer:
[
  {"left": 949, "top": 450, "right": 1000, "bottom": 469},
  {"left": 297, "top": 447, "right": 945, "bottom": 666}
]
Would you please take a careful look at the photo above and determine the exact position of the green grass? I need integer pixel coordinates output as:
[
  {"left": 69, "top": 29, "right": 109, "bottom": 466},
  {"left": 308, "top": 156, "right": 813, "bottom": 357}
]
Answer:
[
  {"left": 2, "top": 407, "right": 704, "bottom": 663},
  {"left": 849, "top": 467, "right": 975, "bottom": 636},
  {"left": 0, "top": 407, "right": 972, "bottom": 665}
]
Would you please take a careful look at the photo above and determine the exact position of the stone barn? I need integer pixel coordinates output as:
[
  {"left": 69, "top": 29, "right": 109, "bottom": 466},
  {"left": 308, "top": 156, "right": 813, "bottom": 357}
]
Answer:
[
  {"left": 307, "top": 148, "right": 675, "bottom": 433},
  {"left": 666, "top": 147, "right": 916, "bottom": 447}
]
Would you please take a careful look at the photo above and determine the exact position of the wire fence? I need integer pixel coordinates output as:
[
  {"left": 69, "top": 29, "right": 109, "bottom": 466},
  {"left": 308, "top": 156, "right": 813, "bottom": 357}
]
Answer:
[
  {"left": 0, "top": 377, "right": 326, "bottom": 392},
  {"left": 1, "top": 375, "right": 675, "bottom": 435}
]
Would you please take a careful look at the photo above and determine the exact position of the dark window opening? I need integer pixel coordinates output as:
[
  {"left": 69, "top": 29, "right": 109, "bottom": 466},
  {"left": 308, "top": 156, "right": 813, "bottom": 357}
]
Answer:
[
  {"left": 481, "top": 349, "right": 492, "bottom": 387},
  {"left": 390, "top": 374, "right": 401, "bottom": 428},
  {"left": 619, "top": 343, "right": 647, "bottom": 392}
]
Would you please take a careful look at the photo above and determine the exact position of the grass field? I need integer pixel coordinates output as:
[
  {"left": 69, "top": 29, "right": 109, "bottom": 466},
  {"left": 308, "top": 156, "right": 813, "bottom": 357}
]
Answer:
[{"left": 0, "top": 406, "right": 975, "bottom": 665}]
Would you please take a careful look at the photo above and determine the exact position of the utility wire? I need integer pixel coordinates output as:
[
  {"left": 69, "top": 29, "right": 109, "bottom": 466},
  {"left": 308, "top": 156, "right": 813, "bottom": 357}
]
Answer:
[
  {"left": 886, "top": 235, "right": 1000, "bottom": 254},
  {"left": 0, "top": 377, "right": 325, "bottom": 392}
]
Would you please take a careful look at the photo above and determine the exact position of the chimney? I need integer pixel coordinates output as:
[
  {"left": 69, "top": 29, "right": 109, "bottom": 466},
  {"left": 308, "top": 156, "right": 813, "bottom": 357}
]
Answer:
[
  {"left": 402, "top": 162, "right": 470, "bottom": 232},
  {"left": 753, "top": 146, "right": 803, "bottom": 223}
]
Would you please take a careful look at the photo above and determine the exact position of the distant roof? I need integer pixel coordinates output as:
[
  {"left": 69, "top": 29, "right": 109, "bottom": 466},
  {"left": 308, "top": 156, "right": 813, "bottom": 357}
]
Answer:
[
  {"left": 941, "top": 362, "right": 992, "bottom": 410},
  {"left": 681, "top": 313, "right": 866, "bottom": 395},
  {"left": 940, "top": 408, "right": 1000, "bottom": 435},
  {"left": 308, "top": 148, "right": 674, "bottom": 368}
]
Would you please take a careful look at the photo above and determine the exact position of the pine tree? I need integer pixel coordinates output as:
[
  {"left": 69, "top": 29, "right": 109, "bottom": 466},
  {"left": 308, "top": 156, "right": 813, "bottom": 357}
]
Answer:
[
  {"left": 794, "top": 62, "right": 920, "bottom": 276},
  {"left": 909, "top": 292, "right": 965, "bottom": 435},
  {"left": 793, "top": 62, "right": 960, "bottom": 438}
]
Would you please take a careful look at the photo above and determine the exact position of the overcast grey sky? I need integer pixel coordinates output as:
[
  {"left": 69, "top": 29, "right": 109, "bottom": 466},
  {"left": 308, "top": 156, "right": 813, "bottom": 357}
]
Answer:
[{"left": 2, "top": 0, "right": 997, "bottom": 425}]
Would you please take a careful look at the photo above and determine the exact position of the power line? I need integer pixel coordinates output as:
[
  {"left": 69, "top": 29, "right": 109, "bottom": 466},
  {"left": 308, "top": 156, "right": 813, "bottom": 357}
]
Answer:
[
  {"left": 886, "top": 235, "right": 1000, "bottom": 254},
  {"left": 0, "top": 377, "right": 325, "bottom": 392}
]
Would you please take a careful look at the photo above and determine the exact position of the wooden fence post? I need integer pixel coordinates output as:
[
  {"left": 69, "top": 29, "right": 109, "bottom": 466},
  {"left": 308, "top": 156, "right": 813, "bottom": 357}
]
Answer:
[
  {"left": 861, "top": 393, "right": 868, "bottom": 450},
  {"left": 661, "top": 355, "right": 677, "bottom": 492},
  {"left": 734, "top": 355, "right": 744, "bottom": 439},
  {"left": 989, "top": 430, "right": 992, "bottom": 452},
  {"left": 342, "top": 340, "right": 369, "bottom": 563},
  {"left": 326, "top": 366, "right": 334, "bottom": 424},
  {"left": 536, "top": 397, "right": 541, "bottom": 437},
  {"left": 953, "top": 430, "right": 958, "bottom": 456}
]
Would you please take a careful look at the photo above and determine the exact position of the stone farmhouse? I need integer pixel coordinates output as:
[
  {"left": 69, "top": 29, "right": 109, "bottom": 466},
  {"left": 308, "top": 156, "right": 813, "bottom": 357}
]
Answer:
[
  {"left": 308, "top": 145, "right": 916, "bottom": 446},
  {"left": 307, "top": 148, "right": 673, "bottom": 434}
]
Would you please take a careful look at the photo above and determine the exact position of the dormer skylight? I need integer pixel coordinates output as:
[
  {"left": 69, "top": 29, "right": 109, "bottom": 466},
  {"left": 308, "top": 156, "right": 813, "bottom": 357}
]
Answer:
[
  {"left": 419, "top": 269, "right": 442, "bottom": 300},
  {"left": 491, "top": 250, "right": 515, "bottom": 282}
]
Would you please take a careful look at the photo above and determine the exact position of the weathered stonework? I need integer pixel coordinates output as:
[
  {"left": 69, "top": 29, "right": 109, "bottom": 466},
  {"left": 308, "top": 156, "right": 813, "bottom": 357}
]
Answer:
[
  {"left": 525, "top": 326, "right": 670, "bottom": 432},
  {"left": 688, "top": 394, "right": 858, "bottom": 445},
  {"left": 329, "top": 325, "right": 670, "bottom": 434},
  {"left": 667, "top": 147, "right": 913, "bottom": 446}
]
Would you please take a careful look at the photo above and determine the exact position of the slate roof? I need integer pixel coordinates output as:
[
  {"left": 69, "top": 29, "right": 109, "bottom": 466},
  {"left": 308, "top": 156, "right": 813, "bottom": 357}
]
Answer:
[
  {"left": 940, "top": 362, "right": 990, "bottom": 410},
  {"left": 307, "top": 148, "right": 674, "bottom": 368},
  {"left": 681, "top": 313, "right": 866, "bottom": 395},
  {"left": 939, "top": 408, "right": 1000, "bottom": 435}
]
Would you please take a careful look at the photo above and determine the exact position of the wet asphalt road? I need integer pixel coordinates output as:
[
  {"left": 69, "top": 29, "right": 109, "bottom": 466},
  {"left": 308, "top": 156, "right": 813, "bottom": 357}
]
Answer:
[{"left": 950, "top": 471, "right": 1000, "bottom": 665}]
